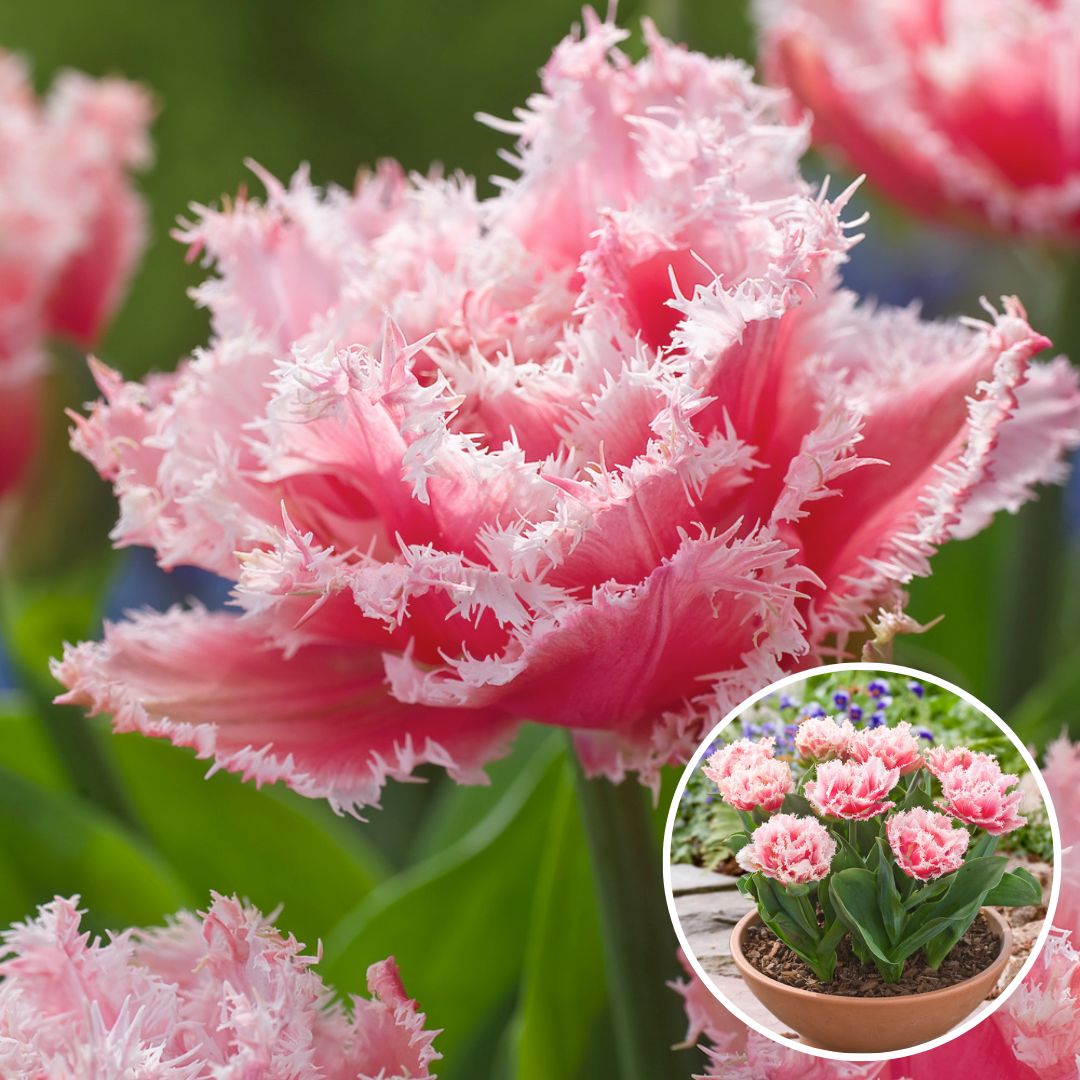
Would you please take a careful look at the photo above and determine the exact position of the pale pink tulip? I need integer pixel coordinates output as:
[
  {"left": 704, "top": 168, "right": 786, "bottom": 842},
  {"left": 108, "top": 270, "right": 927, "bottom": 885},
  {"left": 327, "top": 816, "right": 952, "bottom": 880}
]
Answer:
[
  {"left": 794, "top": 715, "right": 854, "bottom": 759},
  {"left": 671, "top": 950, "right": 746, "bottom": 1054},
  {"left": 755, "top": 0, "right": 1080, "bottom": 237},
  {"left": 1043, "top": 735, "right": 1080, "bottom": 846},
  {"left": 0, "top": 52, "right": 150, "bottom": 504},
  {"left": 887, "top": 807, "right": 970, "bottom": 880},
  {"left": 0, "top": 894, "right": 439, "bottom": 1079},
  {"left": 849, "top": 721, "right": 924, "bottom": 775},
  {"left": 716, "top": 757, "right": 794, "bottom": 812},
  {"left": 938, "top": 756, "right": 1027, "bottom": 835},
  {"left": 805, "top": 756, "right": 900, "bottom": 820},
  {"left": 736, "top": 813, "right": 836, "bottom": 884},
  {"left": 923, "top": 745, "right": 988, "bottom": 781},
  {"left": 52, "top": 15, "right": 1080, "bottom": 812}
]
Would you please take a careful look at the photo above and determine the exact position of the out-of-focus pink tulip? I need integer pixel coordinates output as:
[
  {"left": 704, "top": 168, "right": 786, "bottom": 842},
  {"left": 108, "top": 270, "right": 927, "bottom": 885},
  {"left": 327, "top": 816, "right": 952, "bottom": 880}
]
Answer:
[
  {"left": 52, "top": 14, "right": 1080, "bottom": 813},
  {"left": 0, "top": 894, "right": 439, "bottom": 1079},
  {"left": 0, "top": 52, "right": 150, "bottom": 505},
  {"left": 755, "top": 0, "right": 1080, "bottom": 237}
]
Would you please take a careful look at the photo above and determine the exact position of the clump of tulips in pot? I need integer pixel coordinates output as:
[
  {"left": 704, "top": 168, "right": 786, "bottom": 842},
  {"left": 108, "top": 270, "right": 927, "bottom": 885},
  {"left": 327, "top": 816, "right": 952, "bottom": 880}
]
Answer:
[{"left": 707, "top": 716, "right": 1043, "bottom": 987}]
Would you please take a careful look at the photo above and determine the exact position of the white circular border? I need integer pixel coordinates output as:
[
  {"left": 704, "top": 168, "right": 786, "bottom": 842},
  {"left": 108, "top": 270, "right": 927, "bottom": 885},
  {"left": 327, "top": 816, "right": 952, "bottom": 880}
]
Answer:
[{"left": 661, "top": 661, "right": 1063, "bottom": 1063}]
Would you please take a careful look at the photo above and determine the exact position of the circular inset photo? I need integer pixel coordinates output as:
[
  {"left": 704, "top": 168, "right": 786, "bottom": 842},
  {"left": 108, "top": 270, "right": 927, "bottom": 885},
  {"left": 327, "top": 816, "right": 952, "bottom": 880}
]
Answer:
[{"left": 663, "top": 663, "right": 1061, "bottom": 1061}]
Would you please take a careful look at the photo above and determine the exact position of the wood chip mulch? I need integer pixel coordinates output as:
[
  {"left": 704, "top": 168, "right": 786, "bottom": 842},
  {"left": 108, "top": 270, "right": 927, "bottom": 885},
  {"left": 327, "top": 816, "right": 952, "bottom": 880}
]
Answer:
[{"left": 743, "top": 913, "right": 1002, "bottom": 997}]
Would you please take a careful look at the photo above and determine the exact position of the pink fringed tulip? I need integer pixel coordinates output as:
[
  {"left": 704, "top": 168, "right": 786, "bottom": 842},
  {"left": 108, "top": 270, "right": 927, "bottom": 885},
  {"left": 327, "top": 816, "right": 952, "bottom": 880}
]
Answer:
[
  {"left": 849, "top": 721, "right": 924, "bottom": 775},
  {"left": 715, "top": 756, "right": 794, "bottom": 813},
  {"left": 701, "top": 1034, "right": 889, "bottom": 1078},
  {"left": 805, "top": 756, "right": 900, "bottom": 820},
  {"left": 703, "top": 738, "right": 776, "bottom": 785},
  {"left": 735, "top": 813, "right": 836, "bottom": 884},
  {"left": 995, "top": 930, "right": 1080, "bottom": 1079},
  {"left": 794, "top": 714, "right": 853, "bottom": 760},
  {"left": 52, "top": 15, "right": 1080, "bottom": 812},
  {"left": 0, "top": 52, "right": 150, "bottom": 504},
  {"left": 671, "top": 950, "right": 745, "bottom": 1055},
  {"left": 755, "top": 0, "right": 1080, "bottom": 237},
  {"left": 1043, "top": 736, "right": 1080, "bottom": 940},
  {"left": 886, "top": 807, "right": 970, "bottom": 880},
  {"left": 0, "top": 894, "right": 439, "bottom": 1079},
  {"left": 938, "top": 755, "right": 1027, "bottom": 835}
]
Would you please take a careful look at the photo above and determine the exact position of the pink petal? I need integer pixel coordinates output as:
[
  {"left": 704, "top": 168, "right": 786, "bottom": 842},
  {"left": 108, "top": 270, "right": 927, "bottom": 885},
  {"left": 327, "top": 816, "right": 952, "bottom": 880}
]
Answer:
[
  {"left": 51, "top": 606, "right": 515, "bottom": 814},
  {"left": 791, "top": 298, "right": 1056, "bottom": 640},
  {"left": 388, "top": 525, "right": 814, "bottom": 782}
]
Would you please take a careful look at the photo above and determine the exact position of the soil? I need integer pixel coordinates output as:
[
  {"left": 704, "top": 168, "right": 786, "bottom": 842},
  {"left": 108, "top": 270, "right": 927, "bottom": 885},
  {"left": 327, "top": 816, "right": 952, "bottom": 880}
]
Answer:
[{"left": 743, "top": 912, "right": 1002, "bottom": 997}]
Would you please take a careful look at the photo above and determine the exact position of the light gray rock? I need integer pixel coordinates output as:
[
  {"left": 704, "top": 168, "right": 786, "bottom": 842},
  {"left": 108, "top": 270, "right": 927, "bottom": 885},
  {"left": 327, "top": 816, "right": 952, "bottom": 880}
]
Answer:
[{"left": 670, "top": 863, "right": 740, "bottom": 896}]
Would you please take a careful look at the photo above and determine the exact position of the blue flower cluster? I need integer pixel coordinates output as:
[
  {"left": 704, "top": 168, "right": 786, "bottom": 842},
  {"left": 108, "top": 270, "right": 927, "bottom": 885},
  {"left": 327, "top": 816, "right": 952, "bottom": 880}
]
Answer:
[
  {"left": 738, "top": 712, "right": 799, "bottom": 755},
  {"left": 759, "top": 676, "right": 934, "bottom": 745}
]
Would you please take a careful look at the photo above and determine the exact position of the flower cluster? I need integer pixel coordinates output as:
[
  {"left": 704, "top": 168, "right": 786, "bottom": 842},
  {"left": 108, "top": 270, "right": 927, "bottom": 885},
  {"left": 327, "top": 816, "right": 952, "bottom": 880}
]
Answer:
[
  {"left": 781, "top": 675, "right": 932, "bottom": 733},
  {"left": 755, "top": 0, "right": 1080, "bottom": 237},
  {"left": 50, "top": 14, "right": 1080, "bottom": 814},
  {"left": 0, "top": 52, "right": 150, "bottom": 507},
  {"left": 0, "top": 894, "right": 439, "bottom": 1079},
  {"left": 701, "top": 716, "right": 1037, "bottom": 982}
]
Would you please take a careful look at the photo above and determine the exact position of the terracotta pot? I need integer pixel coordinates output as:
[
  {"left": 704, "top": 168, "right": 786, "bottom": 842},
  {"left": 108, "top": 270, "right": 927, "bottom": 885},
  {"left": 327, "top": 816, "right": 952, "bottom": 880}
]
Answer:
[{"left": 729, "top": 907, "right": 1012, "bottom": 1053}]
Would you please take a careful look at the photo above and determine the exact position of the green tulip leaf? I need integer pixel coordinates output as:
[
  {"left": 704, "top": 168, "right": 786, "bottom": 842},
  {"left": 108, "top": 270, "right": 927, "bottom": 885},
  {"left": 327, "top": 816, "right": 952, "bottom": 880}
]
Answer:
[{"left": 983, "top": 866, "right": 1043, "bottom": 907}]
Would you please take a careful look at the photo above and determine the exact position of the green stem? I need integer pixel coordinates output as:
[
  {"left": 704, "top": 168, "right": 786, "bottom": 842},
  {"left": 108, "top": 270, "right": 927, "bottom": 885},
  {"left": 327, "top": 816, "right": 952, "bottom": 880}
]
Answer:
[
  {"left": 0, "top": 573, "right": 142, "bottom": 834},
  {"left": 26, "top": 670, "right": 142, "bottom": 833},
  {"left": 570, "top": 749, "right": 690, "bottom": 1080},
  {"left": 995, "top": 250, "right": 1080, "bottom": 710}
]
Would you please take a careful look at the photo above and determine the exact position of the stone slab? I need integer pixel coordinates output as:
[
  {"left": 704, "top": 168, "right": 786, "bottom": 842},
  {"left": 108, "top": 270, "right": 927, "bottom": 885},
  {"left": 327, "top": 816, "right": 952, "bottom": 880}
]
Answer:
[{"left": 670, "top": 863, "right": 740, "bottom": 896}]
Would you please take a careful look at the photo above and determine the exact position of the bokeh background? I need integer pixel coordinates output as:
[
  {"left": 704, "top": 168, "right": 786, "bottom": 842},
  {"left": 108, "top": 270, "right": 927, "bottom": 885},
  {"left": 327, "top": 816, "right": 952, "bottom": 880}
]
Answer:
[{"left": 1, "top": 3, "right": 1077, "bottom": 1078}]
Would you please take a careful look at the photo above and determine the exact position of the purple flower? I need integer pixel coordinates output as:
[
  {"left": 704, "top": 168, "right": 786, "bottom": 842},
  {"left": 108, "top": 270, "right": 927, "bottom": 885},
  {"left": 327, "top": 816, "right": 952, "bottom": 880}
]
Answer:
[
  {"left": 868, "top": 679, "right": 889, "bottom": 698},
  {"left": 907, "top": 680, "right": 925, "bottom": 698},
  {"left": 868, "top": 712, "right": 886, "bottom": 728},
  {"left": 917, "top": 727, "right": 935, "bottom": 741},
  {"left": 803, "top": 703, "right": 827, "bottom": 718},
  {"left": 779, "top": 695, "right": 796, "bottom": 710},
  {"left": 848, "top": 705, "right": 864, "bottom": 722},
  {"left": 833, "top": 690, "right": 850, "bottom": 709}
]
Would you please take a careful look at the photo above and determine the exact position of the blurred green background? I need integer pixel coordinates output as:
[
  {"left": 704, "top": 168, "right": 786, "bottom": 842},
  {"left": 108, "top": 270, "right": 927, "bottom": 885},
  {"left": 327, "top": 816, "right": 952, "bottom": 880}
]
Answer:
[{"left": 1, "top": 3, "right": 1078, "bottom": 1078}]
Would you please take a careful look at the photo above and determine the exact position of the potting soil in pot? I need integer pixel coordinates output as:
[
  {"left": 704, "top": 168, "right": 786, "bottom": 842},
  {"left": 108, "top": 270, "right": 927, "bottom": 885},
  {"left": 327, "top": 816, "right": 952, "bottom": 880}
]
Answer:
[{"left": 743, "top": 912, "right": 1002, "bottom": 997}]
